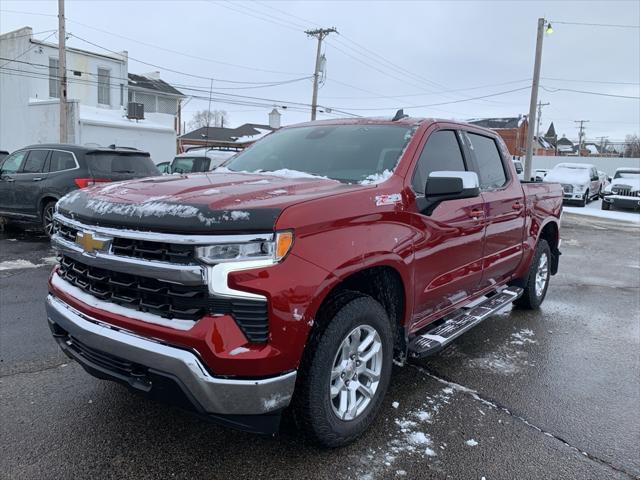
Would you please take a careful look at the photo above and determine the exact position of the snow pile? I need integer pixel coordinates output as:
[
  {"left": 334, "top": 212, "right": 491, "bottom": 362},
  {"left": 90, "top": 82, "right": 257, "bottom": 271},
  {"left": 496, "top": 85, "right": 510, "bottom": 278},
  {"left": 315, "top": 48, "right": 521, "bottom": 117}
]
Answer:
[
  {"left": 245, "top": 179, "right": 270, "bottom": 185},
  {"left": 214, "top": 166, "right": 334, "bottom": 181},
  {"left": 564, "top": 199, "right": 640, "bottom": 224},
  {"left": 360, "top": 169, "right": 393, "bottom": 185},
  {"left": 465, "top": 439, "right": 479, "bottom": 447},
  {"left": 268, "top": 189, "right": 288, "bottom": 195},
  {"left": 510, "top": 329, "right": 537, "bottom": 346}
]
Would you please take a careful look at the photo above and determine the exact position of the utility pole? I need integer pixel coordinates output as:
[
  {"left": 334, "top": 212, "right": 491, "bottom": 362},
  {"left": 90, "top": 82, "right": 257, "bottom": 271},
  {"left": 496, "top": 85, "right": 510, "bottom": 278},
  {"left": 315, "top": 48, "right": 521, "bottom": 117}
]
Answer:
[
  {"left": 58, "top": 0, "right": 68, "bottom": 143},
  {"left": 575, "top": 120, "right": 589, "bottom": 154},
  {"left": 524, "top": 17, "right": 548, "bottom": 182},
  {"left": 306, "top": 27, "right": 337, "bottom": 121},
  {"left": 535, "top": 101, "right": 550, "bottom": 140}
]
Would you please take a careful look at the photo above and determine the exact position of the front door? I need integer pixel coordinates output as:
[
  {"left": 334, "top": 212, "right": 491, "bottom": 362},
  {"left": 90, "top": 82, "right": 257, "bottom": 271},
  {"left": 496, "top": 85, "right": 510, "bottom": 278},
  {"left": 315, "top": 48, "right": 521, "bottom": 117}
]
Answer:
[
  {"left": 13, "top": 149, "right": 50, "bottom": 217},
  {"left": 0, "top": 150, "right": 28, "bottom": 214},
  {"left": 463, "top": 131, "right": 525, "bottom": 289},
  {"left": 409, "top": 128, "right": 486, "bottom": 332}
]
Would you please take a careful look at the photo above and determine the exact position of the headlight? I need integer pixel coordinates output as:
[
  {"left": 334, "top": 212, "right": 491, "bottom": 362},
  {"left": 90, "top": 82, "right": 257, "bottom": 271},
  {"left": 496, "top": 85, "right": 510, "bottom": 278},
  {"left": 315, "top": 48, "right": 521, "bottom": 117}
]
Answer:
[
  {"left": 577, "top": 184, "right": 588, "bottom": 191},
  {"left": 196, "top": 231, "right": 294, "bottom": 264}
]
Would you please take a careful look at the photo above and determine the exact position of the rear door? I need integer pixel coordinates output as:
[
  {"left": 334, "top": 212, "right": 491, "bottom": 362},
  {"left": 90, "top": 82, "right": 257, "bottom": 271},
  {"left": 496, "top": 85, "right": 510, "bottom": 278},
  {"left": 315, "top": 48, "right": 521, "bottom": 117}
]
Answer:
[
  {"left": 0, "top": 150, "right": 29, "bottom": 214},
  {"left": 409, "top": 128, "right": 486, "bottom": 329},
  {"left": 44, "top": 149, "right": 80, "bottom": 198},
  {"left": 590, "top": 167, "right": 600, "bottom": 195},
  {"left": 463, "top": 131, "right": 525, "bottom": 289},
  {"left": 13, "top": 149, "right": 51, "bottom": 216}
]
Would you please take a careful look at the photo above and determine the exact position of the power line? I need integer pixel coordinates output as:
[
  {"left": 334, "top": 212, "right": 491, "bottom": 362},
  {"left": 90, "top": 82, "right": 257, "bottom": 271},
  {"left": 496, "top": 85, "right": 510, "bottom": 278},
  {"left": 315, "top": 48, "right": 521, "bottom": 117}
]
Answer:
[
  {"left": 0, "top": 31, "right": 57, "bottom": 68},
  {"left": 335, "top": 86, "right": 531, "bottom": 111},
  {"left": 541, "top": 85, "right": 640, "bottom": 99},
  {"left": 0, "top": 29, "right": 58, "bottom": 41},
  {"left": 0, "top": 57, "right": 313, "bottom": 91},
  {"left": 542, "top": 77, "right": 639, "bottom": 86},
  {"left": 550, "top": 20, "right": 640, "bottom": 29}
]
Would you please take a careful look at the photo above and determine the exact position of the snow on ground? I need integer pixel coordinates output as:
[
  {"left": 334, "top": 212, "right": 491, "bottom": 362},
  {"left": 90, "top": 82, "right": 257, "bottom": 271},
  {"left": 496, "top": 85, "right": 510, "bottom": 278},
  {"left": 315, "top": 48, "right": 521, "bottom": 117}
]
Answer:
[
  {"left": 564, "top": 199, "right": 640, "bottom": 224},
  {"left": 0, "top": 256, "right": 57, "bottom": 271}
]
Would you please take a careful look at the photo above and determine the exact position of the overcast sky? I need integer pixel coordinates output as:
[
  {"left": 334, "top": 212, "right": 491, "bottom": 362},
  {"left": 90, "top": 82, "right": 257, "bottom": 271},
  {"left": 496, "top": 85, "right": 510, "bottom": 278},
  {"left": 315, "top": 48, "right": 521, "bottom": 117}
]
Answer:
[{"left": 1, "top": 0, "right": 639, "bottom": 141}]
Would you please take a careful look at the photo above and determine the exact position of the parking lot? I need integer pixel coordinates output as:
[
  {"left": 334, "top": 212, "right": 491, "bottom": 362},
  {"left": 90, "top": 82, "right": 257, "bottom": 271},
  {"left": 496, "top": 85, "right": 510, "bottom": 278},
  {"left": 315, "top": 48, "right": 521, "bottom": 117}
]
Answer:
[{"left": 1, "top": 212, "right": 639, "bottom": 480}]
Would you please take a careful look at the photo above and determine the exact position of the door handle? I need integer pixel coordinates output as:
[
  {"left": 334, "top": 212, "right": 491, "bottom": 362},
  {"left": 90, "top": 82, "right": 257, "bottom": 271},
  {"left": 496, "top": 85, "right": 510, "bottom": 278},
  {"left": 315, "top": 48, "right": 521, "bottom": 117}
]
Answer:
[
  {"left": 470, "top": 208, "right": 484, "bottom": 220},
  {"left": 32, "top": 177, "right": 43, "bottom": 182},
  {"left": 512, "top": 202, "right": 523, "bottom": 211}
]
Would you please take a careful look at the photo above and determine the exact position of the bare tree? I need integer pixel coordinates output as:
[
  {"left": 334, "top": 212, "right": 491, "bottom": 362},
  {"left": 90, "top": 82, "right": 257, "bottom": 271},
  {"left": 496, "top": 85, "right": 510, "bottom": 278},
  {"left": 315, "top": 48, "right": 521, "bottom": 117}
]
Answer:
[
  {"left": 624, "top": 134, "right": 640, "bottom": 158},
  {"left": 188, "top": 110, "right": 229, "bottom": 130}
]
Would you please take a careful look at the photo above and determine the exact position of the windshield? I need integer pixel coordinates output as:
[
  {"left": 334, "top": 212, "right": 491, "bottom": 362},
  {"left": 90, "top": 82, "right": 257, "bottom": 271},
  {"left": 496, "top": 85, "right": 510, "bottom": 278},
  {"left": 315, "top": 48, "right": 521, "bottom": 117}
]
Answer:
[
  {"left": 171, "top": 156, "right": 209, "bottom": 174},
  {"left": 224, "top": 124, "right": 414, "bottom": 183},
  {"left": 614, "top": 171, "right": 640, "bottom": 179},
  {"left": 87, "top": 153, "right": 158, "bottom": 176}
]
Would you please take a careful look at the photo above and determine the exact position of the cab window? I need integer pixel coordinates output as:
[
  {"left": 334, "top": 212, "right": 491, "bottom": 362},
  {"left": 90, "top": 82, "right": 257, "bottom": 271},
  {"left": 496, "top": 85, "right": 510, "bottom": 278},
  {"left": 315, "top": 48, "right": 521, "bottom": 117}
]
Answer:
[
  {"left": 466, "top": 133, "right": 507, "bottom": 189},
  {"left": 412, "top": 130, "right": 467, "bottom": 194}
]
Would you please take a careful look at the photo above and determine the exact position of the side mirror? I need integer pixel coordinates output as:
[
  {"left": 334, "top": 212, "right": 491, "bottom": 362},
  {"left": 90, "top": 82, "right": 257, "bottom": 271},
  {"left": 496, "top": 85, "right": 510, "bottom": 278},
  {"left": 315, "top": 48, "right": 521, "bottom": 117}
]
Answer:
[{"left": 418, "top": 171, "right": 480, "bottom": 214}]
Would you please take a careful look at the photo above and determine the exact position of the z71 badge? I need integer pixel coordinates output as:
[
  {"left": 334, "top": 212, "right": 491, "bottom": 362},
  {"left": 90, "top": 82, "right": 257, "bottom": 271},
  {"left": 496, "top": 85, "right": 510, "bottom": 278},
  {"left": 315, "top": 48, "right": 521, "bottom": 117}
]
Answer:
[{"left": 375, "top": 193, "right": 402, "bottom": 206}]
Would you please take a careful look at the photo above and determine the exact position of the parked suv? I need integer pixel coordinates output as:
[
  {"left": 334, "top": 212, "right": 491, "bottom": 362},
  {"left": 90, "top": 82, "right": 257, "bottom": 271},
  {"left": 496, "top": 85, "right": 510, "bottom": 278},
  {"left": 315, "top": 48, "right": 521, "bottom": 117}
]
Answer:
[
  {"left": 47, "top": 118, "right": 562, "bottom": 446},
  {"left": 0, "top": 144, "right": 159, "bottom": 235},
  {"left": 601, "top": 168, "right": 640, "bottom": 211}
]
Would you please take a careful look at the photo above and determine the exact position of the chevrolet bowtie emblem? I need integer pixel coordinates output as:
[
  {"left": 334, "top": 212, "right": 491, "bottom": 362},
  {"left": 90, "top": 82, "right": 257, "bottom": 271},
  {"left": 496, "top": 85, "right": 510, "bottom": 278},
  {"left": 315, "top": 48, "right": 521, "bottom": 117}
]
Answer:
[{"left": 75, "top": 231, "right": 110, "bottom": 254}]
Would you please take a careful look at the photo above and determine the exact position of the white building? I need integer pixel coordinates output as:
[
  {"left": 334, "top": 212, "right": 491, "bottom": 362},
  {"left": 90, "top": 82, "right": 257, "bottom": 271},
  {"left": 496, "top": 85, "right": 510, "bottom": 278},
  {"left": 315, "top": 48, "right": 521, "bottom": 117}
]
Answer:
[{"left": 0, "top": 27, "right": 184, "bottom": 164}]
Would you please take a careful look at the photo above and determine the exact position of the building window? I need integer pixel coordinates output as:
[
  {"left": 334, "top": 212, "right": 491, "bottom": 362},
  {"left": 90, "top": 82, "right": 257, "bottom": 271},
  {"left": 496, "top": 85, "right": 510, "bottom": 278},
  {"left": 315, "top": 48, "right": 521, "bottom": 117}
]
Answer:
[
  {"left": 49, "top": 58, "right": 59, "bottom": 98},
  {"left": 98, "top": 68, "right": 110, "bottom": 105}
]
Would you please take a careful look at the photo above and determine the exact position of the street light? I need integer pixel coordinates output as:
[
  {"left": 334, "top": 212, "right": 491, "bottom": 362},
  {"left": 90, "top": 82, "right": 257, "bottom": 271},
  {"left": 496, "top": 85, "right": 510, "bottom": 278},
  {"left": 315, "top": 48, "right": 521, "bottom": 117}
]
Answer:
[{"left": 524, "top": 18, "right": 553, "bottom": 182}]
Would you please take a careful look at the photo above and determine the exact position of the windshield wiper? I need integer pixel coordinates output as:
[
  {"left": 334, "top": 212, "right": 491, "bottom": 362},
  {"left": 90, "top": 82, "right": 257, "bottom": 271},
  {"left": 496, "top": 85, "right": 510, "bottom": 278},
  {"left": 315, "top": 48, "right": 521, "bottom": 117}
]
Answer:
[{"left": 112, "top": 170, "right": 135, "bottom": 173}]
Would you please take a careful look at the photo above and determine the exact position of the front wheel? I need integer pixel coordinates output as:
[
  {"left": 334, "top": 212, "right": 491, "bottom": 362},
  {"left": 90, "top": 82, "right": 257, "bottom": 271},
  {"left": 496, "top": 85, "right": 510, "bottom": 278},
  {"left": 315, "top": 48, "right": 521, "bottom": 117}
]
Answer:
[
  {"left": 514, "top": 239, "right": 551, "bottom": 310},
  {"left": 601, "top": 201, "right": 611, "bottom": 211},
  {"left": 292, "top": 294, "right": 393, "bottom": 447},
  {"left": 41, "top": 201, "right": 56, "bottom": 238},
  {"left": 579, "top": 190, "right": 589, "bottom": 207}
]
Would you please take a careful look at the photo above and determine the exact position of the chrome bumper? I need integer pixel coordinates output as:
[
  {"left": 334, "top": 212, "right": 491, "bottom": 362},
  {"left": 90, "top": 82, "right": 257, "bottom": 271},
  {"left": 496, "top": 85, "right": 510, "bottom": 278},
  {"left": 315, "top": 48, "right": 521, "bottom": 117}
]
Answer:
[{"left": 45, "top": 294, "right": 296, "bottom": 415}]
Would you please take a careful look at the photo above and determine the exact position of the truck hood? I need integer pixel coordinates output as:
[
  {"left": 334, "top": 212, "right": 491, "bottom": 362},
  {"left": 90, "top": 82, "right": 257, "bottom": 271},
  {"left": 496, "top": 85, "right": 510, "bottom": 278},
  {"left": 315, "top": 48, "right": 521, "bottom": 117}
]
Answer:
[
  {"left": 56, "top": 171, "right": 355, "bottom": 233},
  {"left": 544, "top": 168, "right": 590, "bottom": 185}
]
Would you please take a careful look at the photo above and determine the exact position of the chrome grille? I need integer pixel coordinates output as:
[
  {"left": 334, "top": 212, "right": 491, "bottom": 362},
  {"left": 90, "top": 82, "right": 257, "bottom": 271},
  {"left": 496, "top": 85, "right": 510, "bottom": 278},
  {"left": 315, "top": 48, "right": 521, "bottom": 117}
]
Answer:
[
  {"left": 54, "top": 220, "right": 196, "bottom": 264},
  {"left": 611, "top": 186, "right": 639, "bottom": 197}
]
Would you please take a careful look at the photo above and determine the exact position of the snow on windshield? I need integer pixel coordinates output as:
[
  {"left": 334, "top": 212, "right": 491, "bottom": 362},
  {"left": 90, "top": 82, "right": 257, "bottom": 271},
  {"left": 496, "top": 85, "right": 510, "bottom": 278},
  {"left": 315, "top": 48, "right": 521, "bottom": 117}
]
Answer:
[{"left": 223, "top": 124, "right": 415, "bottom": 184}]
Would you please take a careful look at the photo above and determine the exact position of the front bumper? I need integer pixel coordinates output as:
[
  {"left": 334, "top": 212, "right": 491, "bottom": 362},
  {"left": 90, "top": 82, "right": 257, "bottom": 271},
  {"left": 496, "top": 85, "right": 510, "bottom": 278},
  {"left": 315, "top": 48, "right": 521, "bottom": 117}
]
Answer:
[
  {"left": 602, "top": 195, "right": 640, "bottom": 209},
  {"left": 46, "top": 294, "right": 297, "bottom": 432}
]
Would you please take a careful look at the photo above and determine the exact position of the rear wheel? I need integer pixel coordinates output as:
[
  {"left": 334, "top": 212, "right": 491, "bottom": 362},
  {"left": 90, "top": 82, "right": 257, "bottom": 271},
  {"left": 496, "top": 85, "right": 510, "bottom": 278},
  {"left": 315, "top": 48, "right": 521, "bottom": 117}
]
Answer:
[
  {"left": 293, "top": 294, "right": 393, "bottom": 447},
  {"left": 41, "top": 201, "right": 56, "bottom": 238},
  {"left": 514, "top": 239, "right": 551, "bottom": 310}
]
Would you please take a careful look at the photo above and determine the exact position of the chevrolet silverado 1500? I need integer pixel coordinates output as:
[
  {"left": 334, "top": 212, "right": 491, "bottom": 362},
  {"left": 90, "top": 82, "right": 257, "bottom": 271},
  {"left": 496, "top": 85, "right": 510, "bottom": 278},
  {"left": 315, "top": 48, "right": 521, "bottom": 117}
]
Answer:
[{"left": 46, "top": 116, "right": 562, "bottom": 447}]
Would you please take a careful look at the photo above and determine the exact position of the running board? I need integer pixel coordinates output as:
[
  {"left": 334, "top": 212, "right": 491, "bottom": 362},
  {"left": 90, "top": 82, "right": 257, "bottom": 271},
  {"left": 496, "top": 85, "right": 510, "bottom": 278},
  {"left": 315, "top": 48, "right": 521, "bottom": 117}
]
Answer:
[{"left": 408, "top": 287, "right": 523, "bottom": 358}]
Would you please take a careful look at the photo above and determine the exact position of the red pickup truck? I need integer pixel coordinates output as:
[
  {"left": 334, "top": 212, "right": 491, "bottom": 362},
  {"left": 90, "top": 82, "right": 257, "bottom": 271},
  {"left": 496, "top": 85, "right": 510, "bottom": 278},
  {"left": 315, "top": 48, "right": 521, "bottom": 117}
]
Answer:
[{"left": 46, "top": 116, "right": 562, "bottom": 447}]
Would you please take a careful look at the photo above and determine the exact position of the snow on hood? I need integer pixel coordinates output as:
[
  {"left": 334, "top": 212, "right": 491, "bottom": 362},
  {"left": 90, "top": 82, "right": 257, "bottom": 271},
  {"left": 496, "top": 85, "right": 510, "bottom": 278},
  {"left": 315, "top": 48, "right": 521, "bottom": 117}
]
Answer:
[
  {"left": 609, "top": 176, "right": 640, "bottom": 191},
  {"left": 56, "top": 171, "right": 355, "bottom": 233},
  {"left": 544, "top": 166, "right": 590, "bottom": 185}
]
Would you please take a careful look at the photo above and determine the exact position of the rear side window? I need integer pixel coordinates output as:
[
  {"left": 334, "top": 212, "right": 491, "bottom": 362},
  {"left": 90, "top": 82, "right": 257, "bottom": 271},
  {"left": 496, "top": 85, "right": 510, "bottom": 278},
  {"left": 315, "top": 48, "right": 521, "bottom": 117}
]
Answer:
[
  {"left": 412, "top": 130, "right": 466, "bottom": 194},
  {"left": 171, "top": 156, "right": 209, "bottom": 174},
  {"left": 49, "top": 151, "right": 76, "bottom": 172},
  {"left": 467, "top": 133, "right": 507, "bottom": 189},
  {"left": 86, "top": 153, "right": 159, "bottom": 176},
  {"left": 22, "top": 150, "right": 49, "bottom": 173}
]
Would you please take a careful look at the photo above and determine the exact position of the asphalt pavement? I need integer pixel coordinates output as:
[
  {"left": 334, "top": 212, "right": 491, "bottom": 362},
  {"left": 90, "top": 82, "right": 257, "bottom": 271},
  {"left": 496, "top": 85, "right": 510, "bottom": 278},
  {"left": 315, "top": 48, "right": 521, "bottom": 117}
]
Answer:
[{"left": 1, "top": 213, "right": 638, "bottom": 480}]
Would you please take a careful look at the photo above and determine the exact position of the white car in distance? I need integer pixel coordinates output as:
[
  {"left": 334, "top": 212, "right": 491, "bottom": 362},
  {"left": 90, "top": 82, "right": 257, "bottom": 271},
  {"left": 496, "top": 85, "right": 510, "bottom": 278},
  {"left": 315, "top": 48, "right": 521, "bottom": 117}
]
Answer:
[{"left": 543, "top": 162, "right": 602, "bottom": 207}]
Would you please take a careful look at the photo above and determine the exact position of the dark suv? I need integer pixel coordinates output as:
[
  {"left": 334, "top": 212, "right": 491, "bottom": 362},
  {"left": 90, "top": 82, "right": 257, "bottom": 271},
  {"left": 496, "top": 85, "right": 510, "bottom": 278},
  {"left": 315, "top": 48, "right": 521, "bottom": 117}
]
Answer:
[{"left": 0, "top": 144, "right": 159, "bottom": 236}]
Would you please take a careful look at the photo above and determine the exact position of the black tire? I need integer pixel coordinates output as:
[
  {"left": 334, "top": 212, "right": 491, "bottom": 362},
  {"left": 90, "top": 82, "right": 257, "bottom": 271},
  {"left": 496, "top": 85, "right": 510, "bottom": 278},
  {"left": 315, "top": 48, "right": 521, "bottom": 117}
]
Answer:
[
  {"left": 601, "top": 201, "right": 610, "bottom": 211},
  {"left": 41, "top": 201, "right": 56, "bottom": 238},
  {"left": 514, "top": 239, "right": 551, "bottom": 310},
  {"left": 292, "top": 293, "right": 394, "bottom": 447}
]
